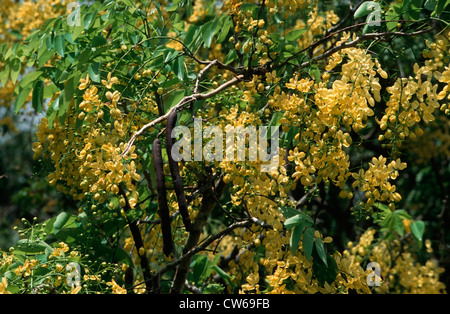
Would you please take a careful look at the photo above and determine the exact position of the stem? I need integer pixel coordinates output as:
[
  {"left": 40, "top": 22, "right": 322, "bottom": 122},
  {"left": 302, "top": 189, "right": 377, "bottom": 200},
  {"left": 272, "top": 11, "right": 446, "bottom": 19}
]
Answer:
[{"left": 121, "top": 74, "right": 244, "bottom": 157}]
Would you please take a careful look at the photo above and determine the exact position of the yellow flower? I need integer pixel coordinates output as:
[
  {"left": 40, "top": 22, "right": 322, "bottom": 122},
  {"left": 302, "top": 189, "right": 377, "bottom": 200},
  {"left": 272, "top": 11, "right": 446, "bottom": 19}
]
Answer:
[
  {"left": 106, "top": 90, "right": 121, "bottom": 103},
  {"left": 102, "top": 72, "right": 119, "bottom": 89},
  {"left": 79, "top": 74, "right": 90, "bottom": 90},
  {"left": 0, "top": 277, "right": 11, "bottom": 294},
  {"left": 107, "top": 279, "right": 127, "bottom": 294},
  {"left": 70, "top": 285, "right": 82, "bottom": 294},
  {"left": 55, "top": 263, "right": 64, "bottom": 272}
]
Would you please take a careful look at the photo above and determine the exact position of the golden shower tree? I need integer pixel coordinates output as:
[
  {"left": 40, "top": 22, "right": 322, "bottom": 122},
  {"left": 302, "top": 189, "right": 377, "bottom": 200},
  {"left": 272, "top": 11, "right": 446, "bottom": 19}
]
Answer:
[{"left": 0, "top": 0, "right": 449, "bottom": 294}]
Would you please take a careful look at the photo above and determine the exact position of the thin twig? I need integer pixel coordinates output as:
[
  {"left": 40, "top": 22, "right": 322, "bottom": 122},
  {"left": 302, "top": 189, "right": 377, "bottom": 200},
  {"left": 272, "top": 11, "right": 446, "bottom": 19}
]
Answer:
[
  {"left": 121, "top": 74, "right": 244, "bottom": 157},
  {"left": 194, "top": 60, "right": 219, "bottom": 94},
  {"left": 279, "top": 20, "right": 432, "bottom": 70},
  {"left": 298, "top": 26, "right": 434, "bottom": 69},
  {"left": 156, "top": 217, "right": 272, "bottom": 280}
]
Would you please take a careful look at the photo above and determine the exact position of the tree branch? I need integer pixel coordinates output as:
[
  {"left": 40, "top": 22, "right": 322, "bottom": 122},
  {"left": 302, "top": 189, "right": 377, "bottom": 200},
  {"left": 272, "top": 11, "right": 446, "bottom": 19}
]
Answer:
[
  {"left": 278, "top": 20, "right": 432, "bottom": 70},
  {"left": 121, "top": 74, "right": 244, "bottom": 157},
  {"left": 298, "top": 26, "right": 434, "bottom": 69}
]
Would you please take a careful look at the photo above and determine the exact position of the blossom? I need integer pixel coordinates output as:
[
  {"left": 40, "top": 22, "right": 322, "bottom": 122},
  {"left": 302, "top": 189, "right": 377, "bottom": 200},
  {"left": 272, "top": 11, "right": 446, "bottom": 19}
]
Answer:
[
  {"left": 107, "top": 279, "right": 127, "bottom": 294},
  {"left": 0, "top": 277, "right": 11, "bottom": 294},
  {"left": 79, "top": 74, "right": 90, "bottom": 90},
  {"left": 101, "top": 72, "right": 119, "bottom": 89}
]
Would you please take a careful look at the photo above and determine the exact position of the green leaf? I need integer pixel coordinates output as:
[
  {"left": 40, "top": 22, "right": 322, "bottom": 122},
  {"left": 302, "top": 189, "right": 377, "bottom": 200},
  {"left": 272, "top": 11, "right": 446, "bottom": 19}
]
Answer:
[
  {"left": 164, "top": 89, "right": 185, "bottom": 112},
  {"left": 408, "top": 0, "right": 424, "bottom": 20},
  {"left": 173, "top": 55, "right": 185, "bottom": 81},
  {"left": 91, "top": 35, "right": 107, "bottom": 47},
  {"left": 284, "top": 212, "right": 313, "bottom": 230},
  {"left": 46, "top": 98, "right": 58, "bottom": 129},
  {"left": 14, "top": 239, "right": 54, "bottom": 255},
  {"left": 10, "top": 58, "right": 21, "bottom": 84},
  {"left": 313, "top": 255, "right": 337, "bottom": 285},
  {"left": 14, "top": 83, "right": 33, "bottom": 114},
  {"left": 216, "top": 16, "right": 232, "bottom": 43},
  {"left": 167, "top": 3, "right": 179, "bottom": 12},
  {"left": 224, "top": 49, "right": 238, "bottom": 65},
  {"left": 285, "top": 29, "right": 306, "bottom": 42},
  {"left": 72, "top": 25, "right": 85, "bottom": 41},
  {"left": 279, "top": 206, "right": 300, "bottom": 219},
  {"left": 55, "top": 34, "right": 65, "bottom": 57},
  {"left": 37, "top": 45, "right": 54, "bottom": 68},
  {"left": 88, "top": 62, "right": 101, "bottom": 83},
  {"left": 374, "top": 202, "right": 390, "bottom": 212},
  {"left": 411, "top": 220, "right": 425, "bottom": 242},
  {"left": 303, "top": 227, "right": 315, "bottom": 262},
  {"left": 0, "top": 66, "right": 10, "bottom": 87},
  {"left": 57, "top": 74, "right": 78, "bottom": 125},
  {"left": 434, "top": 0, "right": 450, "bottom": 16},
  {"left": 392, "top": 213, "right": 405, "bottom": 236},
  {"left": 314, "top": 237, "right": 327, "bottom": 266},
  {"left": 113, "top": 248, "right": 134, "bottom": 267},
  {"left": 43, "top": 83, "right": 60, "bottom": 99},
  {"left": 84, "top": 12, "right": 95, "bottom": 29},
  {"left": 32, "top": 80, "right": 44, "bottom": 113},
  {"left": 53, "top": 212, "right": 71, "bottom": 235},
  {"left": 354, "top": 1, "right": 378, "bottom": 19},
  {"left": 184, "top": 24, "right": 200, "bottom": 50},
  {"left": 395, "top": 209, "right": 412, "bottom": 220},
  {"left": 284, "top": 214, "right": 303, "bottom": 230},
  {"left": 309, "top": 65, "right": 321, "bottom": 82},
  {"left": 53, "top": 212, "right": 77, "bottom": 235},
  {"left": 424, "top": 0, "right": 438, "bottom": 10},
  {"left": 385, "top": 3, "right": 402, "bottom": 30},
  {"left": 14, "top": 70, "right": 43, "bottom": 95},
  {"left": 201, "top": 19, "right": 220, "bottom": 48},
  {"left": 191, "top": 255, "right": 208, "bottom": 283},
  {"left": 290, "top": 225, "right": 303, "bottom": 255},
  {"left": 211, "top": 265, "right": 232, "bottom": 286}
]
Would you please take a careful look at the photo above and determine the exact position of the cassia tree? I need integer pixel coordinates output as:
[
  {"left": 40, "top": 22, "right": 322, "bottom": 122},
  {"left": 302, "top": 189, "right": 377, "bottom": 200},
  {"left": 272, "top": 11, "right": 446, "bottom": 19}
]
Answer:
[{"left": 0, "top": 0, "right": 449, "bottom": 294}]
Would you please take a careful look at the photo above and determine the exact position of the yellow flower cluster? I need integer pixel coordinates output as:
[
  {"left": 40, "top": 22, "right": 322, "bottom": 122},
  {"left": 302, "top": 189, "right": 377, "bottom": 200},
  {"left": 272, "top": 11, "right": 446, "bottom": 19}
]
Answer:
[
  {"left": 32, "top": 73, "right": 160, "bottom": 208},
  {"left": 292, "top": 8, "right": 340, "bottom": 57},
  {"left": 106, "top": 279, "right": 127, "bottom": 294},
  {"left": 5, "top": 0, "right": 68, "bottom": 39},
  {"left": 236, "top": 227, "right": 370, "bottom": 294},
  {"left": 403, "top": 115, "right": 450, "bottom": 164},
  {"left": 352, "top": 156, "right": 407, "bottom": 210},
  {"left": 0, "top": 277, "right": 11, "bottom": 294},
  {"left": 51, "top": 242, "right": 70, "bottom": 258},
  {"left": 378, "top": 30, "right": 450, "bottom": 148},
  {"left": 13, "top": 258, "right": 38, "bottom": 277},
  {"left": 0, "top": 241, "right": 117, "bottom": 293},
  {"left": 188, "top": 0, "right": 208, "bottom": 23},
  {"left": 268, "top": 40, "right": 387, "bottom": 199},
  {"left": 344, "top": 229, "right": 447, "bottom": 294}
]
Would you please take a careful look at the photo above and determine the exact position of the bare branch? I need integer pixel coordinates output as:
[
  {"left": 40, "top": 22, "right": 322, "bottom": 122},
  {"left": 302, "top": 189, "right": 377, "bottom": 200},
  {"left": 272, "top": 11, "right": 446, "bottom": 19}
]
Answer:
[
  {"left": 184, "top": 48, "right": 240, "bottom": 75},
  {"left": 194, "top": 59, "right": 219, "bottom": 94},
  {"left": 121, "top": 74, "right": 244, "bottom": 157},
  {"left": 298, "top": 27, "right": 434, "bottom": 69},
  {"left": 279, "top": 20, "right": 432, "bottom": 70}
]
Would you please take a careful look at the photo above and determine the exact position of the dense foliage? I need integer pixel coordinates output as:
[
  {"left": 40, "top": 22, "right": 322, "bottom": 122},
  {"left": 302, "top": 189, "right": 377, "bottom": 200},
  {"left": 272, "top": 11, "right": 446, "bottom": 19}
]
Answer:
[{"left": 0, "top": 0, "right": 449, "bottom": 294}]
